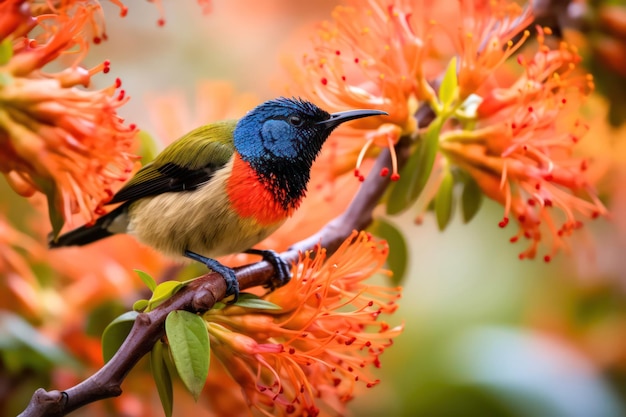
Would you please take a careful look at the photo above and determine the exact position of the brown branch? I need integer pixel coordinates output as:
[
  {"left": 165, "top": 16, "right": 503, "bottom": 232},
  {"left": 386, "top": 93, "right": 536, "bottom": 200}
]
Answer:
[{"left": 18, "top": 272, "right": 226, "bottom": 417}]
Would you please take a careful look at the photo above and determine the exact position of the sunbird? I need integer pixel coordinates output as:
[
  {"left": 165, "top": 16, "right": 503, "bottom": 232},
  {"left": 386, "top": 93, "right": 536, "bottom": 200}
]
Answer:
[{"left": 49, "top": 98, "right": 386, "bottom": 299}]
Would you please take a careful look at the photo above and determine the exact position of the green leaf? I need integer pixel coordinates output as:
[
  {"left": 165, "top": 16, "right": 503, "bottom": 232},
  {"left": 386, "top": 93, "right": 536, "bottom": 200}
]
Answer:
[
  {"left": 386, "top": 119, "right": 442, "bottom": 215},
  {"left": 368, "top": 219, "right": 408, "bottom": 285},
  {"left": 435, "top": 169, "right": 455, "bottom": 231},
  {"left": 165, "top": 311, "right": 210, "bottom": 401},
  {"left": 101, "top": 311, "right": 139, "bottom": 363},
  {"left": 438, "top": 56, "right": 458, "bottom": 109},
  {"left": 461, "top": 175, "right": 483, "bottom": 223},
  {"left": 0, "top": 38, "right": 13, "bottom": 65},
  {"left": 133, "top": 299, "right": 149, "bottom": 312},
  {"left": 232, "top": 293, "right": 281, "bottom": 310},
  {"left": 151, "top": 341, "right": 174, "bottom": 417},
  {"left": 148, "top": 281, "right": 183, "bottom": 310},
  {"left": 134, "top": 269, "right": 157, "bottom": 292}
]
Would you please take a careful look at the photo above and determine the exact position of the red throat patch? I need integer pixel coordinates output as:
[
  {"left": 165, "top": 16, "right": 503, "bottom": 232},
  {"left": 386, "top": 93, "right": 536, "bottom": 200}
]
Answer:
[{"left": 226, "top": 154, "right": 297, "bottom": 226}]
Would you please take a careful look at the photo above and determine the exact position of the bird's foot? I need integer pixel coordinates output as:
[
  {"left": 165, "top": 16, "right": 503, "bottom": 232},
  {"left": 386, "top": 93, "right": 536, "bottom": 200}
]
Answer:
[
  {"left": 245, "top": 249, "right": 291, "bottom": 290},
  {"left": 184, "top": 250, "right": 239, "bottom": 302}
]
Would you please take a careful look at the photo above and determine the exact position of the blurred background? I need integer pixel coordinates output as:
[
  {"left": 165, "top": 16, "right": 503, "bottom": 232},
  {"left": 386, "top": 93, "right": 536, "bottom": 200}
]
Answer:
[{"left": 2, "top": 1, "right": 626, "bottom": 416}]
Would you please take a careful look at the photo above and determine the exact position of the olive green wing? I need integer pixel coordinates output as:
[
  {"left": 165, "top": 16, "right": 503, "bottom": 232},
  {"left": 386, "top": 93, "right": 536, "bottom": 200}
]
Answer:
[{"left": 108, "top": 120, "right": 237, "bottom": 204}]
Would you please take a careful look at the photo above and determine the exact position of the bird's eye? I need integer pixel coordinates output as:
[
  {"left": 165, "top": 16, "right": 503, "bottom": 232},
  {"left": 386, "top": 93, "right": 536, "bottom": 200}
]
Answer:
[{"left": 289, "top": 116, "right": 303, "bottom": 127}]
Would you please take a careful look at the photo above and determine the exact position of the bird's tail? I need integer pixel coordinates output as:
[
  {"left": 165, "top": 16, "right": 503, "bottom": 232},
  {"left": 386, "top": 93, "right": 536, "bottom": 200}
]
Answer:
[{"left": 49, "top": 203, "right": 130, "bottom": 248}]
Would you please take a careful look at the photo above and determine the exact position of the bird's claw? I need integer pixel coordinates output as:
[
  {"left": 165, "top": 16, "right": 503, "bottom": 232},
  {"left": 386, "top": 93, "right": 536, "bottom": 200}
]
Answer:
[
  {"left": 246, "top": 249, "right": 291, "bottom": 290},
  {"left": 218, "top": 267, "right": 240, "bottom": 303},
  {"left": 184, "top": 250, "right": 240, "bottom": 303}
]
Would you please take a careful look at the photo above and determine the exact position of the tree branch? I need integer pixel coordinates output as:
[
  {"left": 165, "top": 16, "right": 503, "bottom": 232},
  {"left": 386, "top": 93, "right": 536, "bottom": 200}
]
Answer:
[{"left": 18, "top": 102, "right": 434, "bottom": 416}]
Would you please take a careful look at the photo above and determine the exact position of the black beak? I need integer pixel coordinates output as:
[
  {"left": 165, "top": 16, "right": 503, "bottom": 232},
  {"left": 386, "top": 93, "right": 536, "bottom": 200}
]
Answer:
[{"left": 317, "top": 109, "right": 388, "bottom": 130}]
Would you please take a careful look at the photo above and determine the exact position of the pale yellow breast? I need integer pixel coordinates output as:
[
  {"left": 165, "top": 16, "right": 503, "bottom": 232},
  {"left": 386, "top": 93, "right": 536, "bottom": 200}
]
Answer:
[{"left": 126, "top": 159, "right": 283, "bottom": 260}]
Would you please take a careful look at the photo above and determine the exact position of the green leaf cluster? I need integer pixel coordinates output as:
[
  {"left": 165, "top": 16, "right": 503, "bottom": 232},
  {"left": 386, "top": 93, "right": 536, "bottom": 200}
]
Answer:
[
  {"left": 371, "top": 56, "right": 490, "bottom": 284},
  {"left": 433, "top": 168, "right": 483, "bottom": 231},
  {"left": 122, "top": 309, "right": 213, "bottom": 417},
  {"left": 132, "top": 269, "right": 184, "bottom": 312},
  {"left": 387, "top": 119, "right": 443, "bottom": 216},
  {"left": 385, "top": 57, "right": 460, "bottom": 217},
  {"left": 101, "top": 271, "right": 282, "bottom": 416}
]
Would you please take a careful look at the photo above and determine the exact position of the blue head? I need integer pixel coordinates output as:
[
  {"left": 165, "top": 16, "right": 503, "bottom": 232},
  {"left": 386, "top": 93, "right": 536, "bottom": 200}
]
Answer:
[{"left": 233, "top": 97, "right": 386, "bottom": 208}]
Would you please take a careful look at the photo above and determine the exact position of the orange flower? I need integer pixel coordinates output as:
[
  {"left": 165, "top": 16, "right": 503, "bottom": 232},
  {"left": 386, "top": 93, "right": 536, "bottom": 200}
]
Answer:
[
  {"left": 0, "top": 5, "right": 138, "bottom": 234},
  {"left": 286, "top": 0, "right": 531, "bottom": 182},
  {"left": 204, "top": 231, "right": 402, "bottom": 416},
  {"left": 297, "top": 1, "right": 435, "bottom": 122},
  {"left": 440, "top": 28, "right": 605, "bottom": 260},
  {"left": 287, "top": 1, "right": 606, "bottom": 260},
  {"left": 442, "top": 0, "right": 533, "bottom": 100},
  {"left": 286, "top": 0, "right": 447, "bottom": 181}
]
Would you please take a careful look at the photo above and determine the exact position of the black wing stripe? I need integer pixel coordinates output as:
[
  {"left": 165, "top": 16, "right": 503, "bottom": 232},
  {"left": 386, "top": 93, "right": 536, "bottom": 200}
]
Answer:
[
  {"left": 107, "top": 163, "right": 219, "bottom": 204},
  {"left": 108, "top": 176, "right": 174, "bottom": 204},
  {"left": 164, "top": 164, "right": 217, "bottom": 191}
]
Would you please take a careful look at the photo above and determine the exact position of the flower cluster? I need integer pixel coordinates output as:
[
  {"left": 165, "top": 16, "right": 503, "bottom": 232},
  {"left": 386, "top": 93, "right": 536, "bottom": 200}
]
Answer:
[
  {"left": 288, "top": 0, "right": 606, "bottom": 260},
  {"left": 286, "top": 0, "right": 439, "bottom": 181},
  {"left": 441, "top": 27, "right": 606, "bottom": 260},
  {"left": 0, "top": 1, "right": 138, "bottom": 234},
  {"left": 204, "top": 231, "right": 403, "bottom": 416}
]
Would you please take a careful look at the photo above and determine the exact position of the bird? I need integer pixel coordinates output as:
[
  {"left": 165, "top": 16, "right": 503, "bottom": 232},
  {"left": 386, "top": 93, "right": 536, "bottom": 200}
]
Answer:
[{"left": 49, "top": 97, "right": 386, "bottom": 300}]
